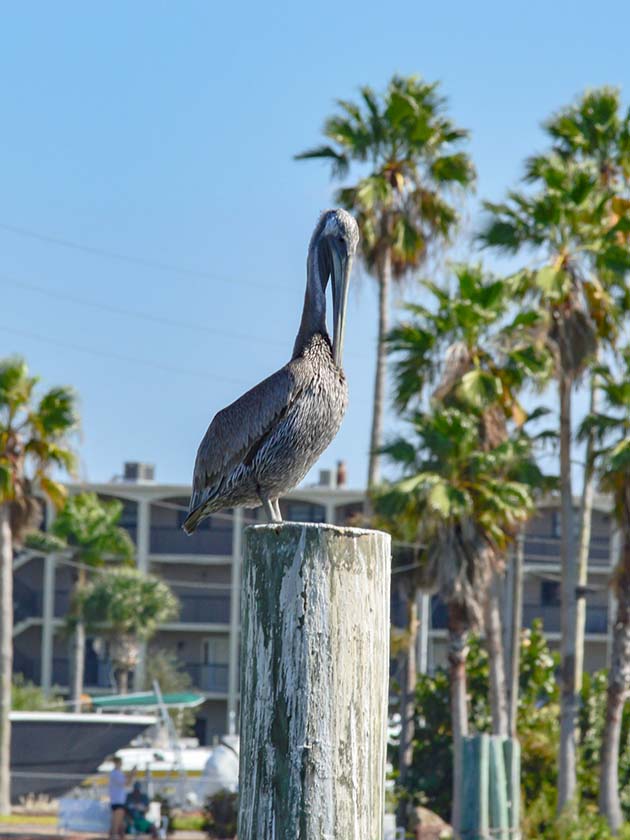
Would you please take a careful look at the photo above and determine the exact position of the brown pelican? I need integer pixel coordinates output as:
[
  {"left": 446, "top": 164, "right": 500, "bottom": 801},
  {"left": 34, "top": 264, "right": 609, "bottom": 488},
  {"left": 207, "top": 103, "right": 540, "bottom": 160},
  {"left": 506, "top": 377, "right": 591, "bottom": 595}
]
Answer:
[{"left": 183, "top": 209, "right": 359, "bottom": 531}]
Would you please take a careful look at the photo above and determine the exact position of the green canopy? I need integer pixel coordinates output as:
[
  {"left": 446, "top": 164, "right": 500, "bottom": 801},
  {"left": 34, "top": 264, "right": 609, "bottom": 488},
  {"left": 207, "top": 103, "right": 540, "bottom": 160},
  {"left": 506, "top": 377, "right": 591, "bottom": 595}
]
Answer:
[{"left": 91, "top": 691, "right": 205, "bottom": 710}]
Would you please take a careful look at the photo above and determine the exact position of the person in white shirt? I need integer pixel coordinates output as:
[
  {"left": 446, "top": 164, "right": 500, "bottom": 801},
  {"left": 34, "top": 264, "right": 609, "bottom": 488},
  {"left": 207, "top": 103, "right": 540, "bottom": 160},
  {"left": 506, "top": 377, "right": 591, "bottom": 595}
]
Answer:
[{"left": 108, "top": 756, "right": 136, "bottom": 840}]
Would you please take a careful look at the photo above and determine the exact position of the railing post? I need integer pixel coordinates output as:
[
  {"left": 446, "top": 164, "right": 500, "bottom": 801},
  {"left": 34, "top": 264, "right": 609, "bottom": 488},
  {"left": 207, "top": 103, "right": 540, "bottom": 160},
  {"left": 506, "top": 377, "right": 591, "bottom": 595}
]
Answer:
[{"left": 238, "top": 522, "right": 391, "bottom": 839}]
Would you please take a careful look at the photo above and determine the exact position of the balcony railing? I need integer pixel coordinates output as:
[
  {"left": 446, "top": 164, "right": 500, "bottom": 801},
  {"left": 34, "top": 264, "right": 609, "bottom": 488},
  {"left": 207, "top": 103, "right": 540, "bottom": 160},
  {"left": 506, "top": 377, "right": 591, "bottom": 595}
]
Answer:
[
  {"left": 173, "top": 588, "right": 231, "bottom": 624},
  {"left": 523, "top": 604, "right": 608, "bottom": 635},
  {"left": 430, "top": 600, "right": 609, "bottom": 635},
  {"left": 184, "top": 662, "right": 229, "bottom": 693},
  {"left": 523, "top": 537, "right": 610, "bottom": 564}
]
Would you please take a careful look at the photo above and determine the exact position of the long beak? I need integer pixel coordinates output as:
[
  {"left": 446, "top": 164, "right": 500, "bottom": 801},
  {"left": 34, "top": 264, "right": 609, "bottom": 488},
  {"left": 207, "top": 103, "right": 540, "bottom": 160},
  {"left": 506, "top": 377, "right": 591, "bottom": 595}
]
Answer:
[{"left": 330, "top": 241, "right": 352, "bottom": 367}]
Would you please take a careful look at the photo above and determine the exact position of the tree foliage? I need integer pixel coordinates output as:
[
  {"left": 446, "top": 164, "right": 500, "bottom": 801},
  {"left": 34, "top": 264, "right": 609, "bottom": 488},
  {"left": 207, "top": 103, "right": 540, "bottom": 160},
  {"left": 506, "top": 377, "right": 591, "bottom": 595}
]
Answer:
[
  {"left": 399, "top": 622, "right": 630, "bottom": 838},
  {"left": 296, "top": 75, "right": 475, "bottom": 275}
]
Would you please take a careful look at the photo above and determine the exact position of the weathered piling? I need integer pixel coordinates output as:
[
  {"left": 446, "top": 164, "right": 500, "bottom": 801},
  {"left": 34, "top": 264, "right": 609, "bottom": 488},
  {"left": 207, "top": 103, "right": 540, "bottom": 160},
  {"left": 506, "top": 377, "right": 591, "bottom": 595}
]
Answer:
[{"left": 238, "top": 522, "right": 391, "bottom": 840}]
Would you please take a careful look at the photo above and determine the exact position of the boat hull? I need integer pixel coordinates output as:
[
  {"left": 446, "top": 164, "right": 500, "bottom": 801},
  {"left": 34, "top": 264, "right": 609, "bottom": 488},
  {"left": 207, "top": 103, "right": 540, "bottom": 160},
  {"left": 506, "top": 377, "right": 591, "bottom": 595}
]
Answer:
[{"left": 10, "top": 711, "right": 156, "bottom": 802}]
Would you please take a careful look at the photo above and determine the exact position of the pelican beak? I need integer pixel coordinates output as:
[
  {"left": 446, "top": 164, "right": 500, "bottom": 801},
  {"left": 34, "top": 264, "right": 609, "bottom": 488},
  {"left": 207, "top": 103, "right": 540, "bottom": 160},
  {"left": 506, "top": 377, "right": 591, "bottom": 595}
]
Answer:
[{"left": 330, "top": 239, "right": 352, "bottom": 367}]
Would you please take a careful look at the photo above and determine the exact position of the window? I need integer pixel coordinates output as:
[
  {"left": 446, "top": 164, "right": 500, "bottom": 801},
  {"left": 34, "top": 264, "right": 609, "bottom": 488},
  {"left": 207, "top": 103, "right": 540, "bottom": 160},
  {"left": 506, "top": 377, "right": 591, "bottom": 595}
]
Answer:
[{"left": 541, "top": 580, "right": 561, "bottom": 606}]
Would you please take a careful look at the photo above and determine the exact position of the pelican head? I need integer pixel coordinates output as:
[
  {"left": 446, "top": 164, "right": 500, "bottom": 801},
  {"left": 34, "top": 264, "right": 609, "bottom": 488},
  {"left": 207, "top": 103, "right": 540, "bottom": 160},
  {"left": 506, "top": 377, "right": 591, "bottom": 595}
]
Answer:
[{"left": 317, "top": 209, "right": 359, "bottom": 366}]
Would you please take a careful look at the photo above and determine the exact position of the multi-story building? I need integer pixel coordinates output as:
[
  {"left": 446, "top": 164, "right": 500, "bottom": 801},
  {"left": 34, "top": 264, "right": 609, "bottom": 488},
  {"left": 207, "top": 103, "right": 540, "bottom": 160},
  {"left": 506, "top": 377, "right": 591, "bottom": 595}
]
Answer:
[{"left": 13, "top": 463, "right": 617, "bottom": 744}]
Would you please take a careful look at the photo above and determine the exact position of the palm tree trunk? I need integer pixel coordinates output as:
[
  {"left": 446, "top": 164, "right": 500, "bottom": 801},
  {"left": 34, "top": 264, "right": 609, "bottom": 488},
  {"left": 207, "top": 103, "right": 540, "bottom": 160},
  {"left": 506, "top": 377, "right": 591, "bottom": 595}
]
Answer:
[
  {"left": 367, "top": 247, "right": 391, "bottom": 490},
  {"left": 558, "top": 372, "right": 578, "bottom": 813},
  {"left": 448, "top": 603, "right": 469, "bottom": 837},
  {"left": 599, "top": 536, "right": 630, "bottom": 832},
  {"left": 399, "top": 592, "right": 418, "bottom": 785},
  {"left": 70, "top": 567, "right": 86, "bottom": 713},
  {"left": 117, "top": 668, "right": 129, "bottom": 695},
  {"left": 484, "top": 571, "right": 508, "bottom": 736},
  {"left": 0, "top": 504, "right": 12, "bottom": 814},
  {"left": 508, "top": 532, "right": 524, "bottom": 737},
  {"left": 574, "top": 377, "right": 598, "bottom": 691}
]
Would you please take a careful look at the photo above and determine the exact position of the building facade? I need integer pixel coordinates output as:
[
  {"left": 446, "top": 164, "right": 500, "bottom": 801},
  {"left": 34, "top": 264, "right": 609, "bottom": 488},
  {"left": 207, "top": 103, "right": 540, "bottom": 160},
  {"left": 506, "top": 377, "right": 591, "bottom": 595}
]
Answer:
[{"left": 12, "top": 464, "right": 617, "bottom": 744}]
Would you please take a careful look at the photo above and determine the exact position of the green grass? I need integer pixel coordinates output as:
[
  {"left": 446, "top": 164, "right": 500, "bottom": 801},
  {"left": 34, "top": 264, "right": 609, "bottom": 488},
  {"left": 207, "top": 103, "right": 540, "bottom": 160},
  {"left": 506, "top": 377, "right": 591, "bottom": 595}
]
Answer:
[{"left": 172, "top": 813, "right": 205, "bottom": 831}]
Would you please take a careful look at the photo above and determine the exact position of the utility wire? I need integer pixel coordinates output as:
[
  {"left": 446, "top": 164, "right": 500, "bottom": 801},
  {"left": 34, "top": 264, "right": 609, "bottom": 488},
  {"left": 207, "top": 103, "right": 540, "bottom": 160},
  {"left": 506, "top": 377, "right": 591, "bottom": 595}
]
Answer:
[
  {"left": 0, "top": 323, "right": 250, "bottom": 386},
  {"left": 0, "top": 274, "right": 288, "bottom": 348},
  {"left": 0, "top": 221, "right": 291, "bottom": 293}
]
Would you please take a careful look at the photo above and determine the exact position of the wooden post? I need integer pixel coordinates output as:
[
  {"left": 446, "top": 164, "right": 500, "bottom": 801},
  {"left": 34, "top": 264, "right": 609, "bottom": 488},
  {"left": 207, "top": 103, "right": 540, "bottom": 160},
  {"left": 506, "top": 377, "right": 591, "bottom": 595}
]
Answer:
[{"left": 238, "top": 522, "right": 391, "bottom": 840}]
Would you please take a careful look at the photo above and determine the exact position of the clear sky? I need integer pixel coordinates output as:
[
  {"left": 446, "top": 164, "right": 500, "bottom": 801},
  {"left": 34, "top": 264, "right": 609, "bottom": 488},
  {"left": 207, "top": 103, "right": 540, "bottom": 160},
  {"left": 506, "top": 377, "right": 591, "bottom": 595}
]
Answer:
[{"left": 1, "top": 1, "right": 629, "bottom": 488}]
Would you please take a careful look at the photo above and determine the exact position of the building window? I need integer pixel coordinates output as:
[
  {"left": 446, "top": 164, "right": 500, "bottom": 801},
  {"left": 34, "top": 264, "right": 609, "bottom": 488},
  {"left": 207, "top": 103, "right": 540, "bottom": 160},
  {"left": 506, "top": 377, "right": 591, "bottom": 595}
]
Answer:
[{"left": 541, "top": 580, "right": 561, "bottom": 606}]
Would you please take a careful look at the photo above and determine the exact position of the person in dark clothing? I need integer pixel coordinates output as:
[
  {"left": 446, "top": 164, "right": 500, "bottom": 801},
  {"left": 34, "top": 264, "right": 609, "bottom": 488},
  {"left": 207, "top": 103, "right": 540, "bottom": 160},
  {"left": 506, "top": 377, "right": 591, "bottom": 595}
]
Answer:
[{"left": 125, "top": 781, "right": 158, "bottom": 838}]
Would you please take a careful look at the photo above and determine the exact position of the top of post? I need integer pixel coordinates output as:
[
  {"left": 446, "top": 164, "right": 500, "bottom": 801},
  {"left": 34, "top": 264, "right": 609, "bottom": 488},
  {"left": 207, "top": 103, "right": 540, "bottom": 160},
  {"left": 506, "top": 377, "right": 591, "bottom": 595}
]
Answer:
[{"left": 245, "top": 521, "right": 390, "bottom": 540}]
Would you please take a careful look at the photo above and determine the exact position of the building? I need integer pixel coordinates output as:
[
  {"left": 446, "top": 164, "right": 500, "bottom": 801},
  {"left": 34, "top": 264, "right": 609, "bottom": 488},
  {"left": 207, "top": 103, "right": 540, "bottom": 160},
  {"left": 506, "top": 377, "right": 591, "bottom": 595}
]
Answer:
[{"left": 13, "top": 463, "right": 617, "bottom": 743}]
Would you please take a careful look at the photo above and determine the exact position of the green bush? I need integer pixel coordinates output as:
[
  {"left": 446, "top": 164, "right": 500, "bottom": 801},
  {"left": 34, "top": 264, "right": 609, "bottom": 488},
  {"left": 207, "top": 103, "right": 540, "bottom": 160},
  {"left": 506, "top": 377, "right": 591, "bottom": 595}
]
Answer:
[{"left": 396, "top": 620, "right": 630, "bottom": 837}]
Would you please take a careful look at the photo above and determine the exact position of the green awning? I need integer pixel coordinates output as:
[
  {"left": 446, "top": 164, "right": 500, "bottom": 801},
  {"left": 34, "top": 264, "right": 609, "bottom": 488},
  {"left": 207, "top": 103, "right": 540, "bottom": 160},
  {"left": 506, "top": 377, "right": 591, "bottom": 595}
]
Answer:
[{"left": 91, "top": 691, "right": 205, "bottom": 710}]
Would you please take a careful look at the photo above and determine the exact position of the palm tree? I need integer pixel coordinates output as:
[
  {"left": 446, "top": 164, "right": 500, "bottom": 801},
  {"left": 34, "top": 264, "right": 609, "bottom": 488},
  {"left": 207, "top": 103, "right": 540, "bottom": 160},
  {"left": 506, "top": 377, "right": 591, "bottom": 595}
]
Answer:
[
  {"left": 387, "top": 264, "right": 551, "bottom": 743},
  {"left": 480, "top": 148, "right": 630, "bottom": 811},
  {"left": 295, "top": 75, "right": 476, "bottom": 487},
  {"left": 48, "top": 493, "right": 134, "bottom": 710},
  {"left": 0, "top": 357, "right": 77, "bottom": 813},
  {"left": 375, "top": 408, "right": 539, "bottom": 834},
  {"left": 579, "top": 350, "right": 630, "bottom": 831},
  {"left": 77, "top": 567, "right": 179, "bottom": 694},
  {"left": 541, "top": 89, "right": 630, "bottom": 707}
]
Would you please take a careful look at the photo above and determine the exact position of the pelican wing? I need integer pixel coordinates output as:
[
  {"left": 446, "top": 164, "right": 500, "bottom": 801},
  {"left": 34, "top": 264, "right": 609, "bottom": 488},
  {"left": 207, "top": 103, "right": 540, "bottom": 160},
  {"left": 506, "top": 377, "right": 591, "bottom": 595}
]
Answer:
[{"left": 189, "top": 362, "right": 302, "bottom": 510}]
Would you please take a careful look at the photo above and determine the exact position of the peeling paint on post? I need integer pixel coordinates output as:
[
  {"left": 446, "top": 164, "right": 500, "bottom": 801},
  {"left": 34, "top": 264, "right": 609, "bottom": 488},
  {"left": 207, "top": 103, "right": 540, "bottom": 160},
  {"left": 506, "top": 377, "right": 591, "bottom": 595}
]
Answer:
[{"left": 238, "top": 522, "right": 391, "bottom": 840}]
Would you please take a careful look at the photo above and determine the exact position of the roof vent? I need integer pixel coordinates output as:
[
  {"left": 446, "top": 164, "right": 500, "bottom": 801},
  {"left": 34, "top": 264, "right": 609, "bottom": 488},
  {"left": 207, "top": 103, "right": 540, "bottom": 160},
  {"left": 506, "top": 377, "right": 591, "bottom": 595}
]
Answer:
[
  {"left": 123, "top": 462, "right": 155, "bottom": 482},
  {"left": 318, "top": 469, "right": 334, "bottom": 488}
]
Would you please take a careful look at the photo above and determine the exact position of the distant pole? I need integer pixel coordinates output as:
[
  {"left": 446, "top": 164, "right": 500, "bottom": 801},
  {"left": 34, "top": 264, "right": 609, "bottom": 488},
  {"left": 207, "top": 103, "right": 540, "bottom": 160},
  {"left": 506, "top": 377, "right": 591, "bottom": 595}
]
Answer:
[
  {"left": 238, "top": 523, "right": 391, "bottom": 840},
  {"left": 508, "top": 531, "right": 524, "bottom": 737}
]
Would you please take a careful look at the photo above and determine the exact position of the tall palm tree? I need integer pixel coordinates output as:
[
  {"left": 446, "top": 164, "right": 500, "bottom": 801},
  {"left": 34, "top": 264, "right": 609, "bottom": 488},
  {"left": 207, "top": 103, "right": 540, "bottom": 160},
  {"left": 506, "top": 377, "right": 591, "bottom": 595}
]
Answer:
[
  {"left": 387, "top": 264, "right": 552, "bottom": 742},
  {"left": 375, "top": 408, "right": 539, "bottom": 834},
  {"left": 47, "top": 493, "right": 134, "bottom": 710},
  {"left": 579, "top": 350, "right": 630, "bottom": 831},
  {"left": 541, "top": 88, "right": 630, "bottom": 699},
  {"left": 480, "top": 149, "right": 630, "bottom": 811},
  {"left": 77, "top": 567, "right": 179, "bottom": 694},
  {"left": 295, "top": 75, "right": 476, "bottom": 487},
  {"left": 0, "top": 357, "right": 77, "bottom": 813}
]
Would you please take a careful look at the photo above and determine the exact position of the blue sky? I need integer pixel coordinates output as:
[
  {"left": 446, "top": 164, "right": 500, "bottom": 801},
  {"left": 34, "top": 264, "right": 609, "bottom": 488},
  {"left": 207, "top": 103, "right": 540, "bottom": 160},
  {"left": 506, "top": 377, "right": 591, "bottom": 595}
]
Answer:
[{"left": 1, "top": 1, "right": 629, "bottom": 488}]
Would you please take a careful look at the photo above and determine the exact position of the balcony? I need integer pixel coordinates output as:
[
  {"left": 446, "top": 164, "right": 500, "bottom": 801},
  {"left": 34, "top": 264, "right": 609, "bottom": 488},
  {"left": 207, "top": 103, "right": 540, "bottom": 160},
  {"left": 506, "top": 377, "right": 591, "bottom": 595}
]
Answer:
[
  {"left": 523, "top": 603, "right": 608, "bottom": 635},
  {"left": 429, "top": 600, "right": 608, "bottom": 636},
  {"left": 150, "top": 525, "right": 233, "bottom": 556},
  {"left": 173, "top": 588, "right": 231, "bottom": 624},
  {"left": 523, "top": 536, "right": 610, "bottom": 565},
  {"left": 184, "top": 662, "right": 229, "bottom": 693},
  {"left": 149, "top": 497, "right": 233, "bottom": 557}
]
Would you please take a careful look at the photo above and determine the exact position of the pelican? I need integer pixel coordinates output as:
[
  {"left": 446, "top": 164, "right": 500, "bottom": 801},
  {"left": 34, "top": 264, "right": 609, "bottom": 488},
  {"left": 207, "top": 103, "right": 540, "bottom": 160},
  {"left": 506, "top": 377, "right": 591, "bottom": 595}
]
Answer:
[{"left": 183, "top": 209, "right": 359, "bottom": 531}]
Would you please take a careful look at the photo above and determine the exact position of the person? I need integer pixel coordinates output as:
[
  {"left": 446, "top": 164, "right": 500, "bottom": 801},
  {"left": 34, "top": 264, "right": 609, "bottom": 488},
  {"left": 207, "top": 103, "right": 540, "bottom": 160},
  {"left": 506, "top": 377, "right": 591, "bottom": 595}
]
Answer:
[
  {"left": 125, "top": 780, "right": 158, "bottom": 839},
  {"left": 108, "top": 756, "right": 136, "bottom": 840}
]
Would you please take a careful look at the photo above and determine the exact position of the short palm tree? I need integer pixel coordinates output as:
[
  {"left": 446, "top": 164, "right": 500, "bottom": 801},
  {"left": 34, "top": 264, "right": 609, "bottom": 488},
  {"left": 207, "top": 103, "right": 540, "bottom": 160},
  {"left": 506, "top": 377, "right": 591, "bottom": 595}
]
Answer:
[
  {"left": 579, "top": 350, "right": 630, "bottom": 831},
  {"left": 41, "top": 493, "right": 134, "bottom": 710},
  {"left": 295, "top": 75, "right": 476, "bottom": 487},
  {"left": 77, "top": 568, "right": 179, "bottom": 694},
  {"left": 480, "top": 145, "right": 630, "bottom": 810},
  {"left": 0, "top": 357, "right": 77, "bottom": 813},
  {"left": 375, "top": 407, "right": 539, "bottom": 834}
]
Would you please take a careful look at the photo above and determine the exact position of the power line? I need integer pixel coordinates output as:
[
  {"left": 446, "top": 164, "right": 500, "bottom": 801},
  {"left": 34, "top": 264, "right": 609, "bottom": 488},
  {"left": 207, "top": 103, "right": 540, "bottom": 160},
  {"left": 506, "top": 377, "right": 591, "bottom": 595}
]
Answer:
[
  {"left": 0, "top": 322, "right": 249, "bottom": 386},
  {"left": 0, "top": 221, "right": 291, "bottom": 293},
  {"left": 0, "top": 274, "right": 288, "bottom": 349}
]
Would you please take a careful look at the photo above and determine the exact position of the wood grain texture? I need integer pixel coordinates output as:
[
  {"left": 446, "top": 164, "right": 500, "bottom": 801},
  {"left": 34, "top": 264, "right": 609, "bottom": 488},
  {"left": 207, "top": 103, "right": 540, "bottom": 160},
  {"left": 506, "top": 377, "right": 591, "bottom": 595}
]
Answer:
[{"left": 238, "top": 523, "right": 391, "bottom": 840}]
